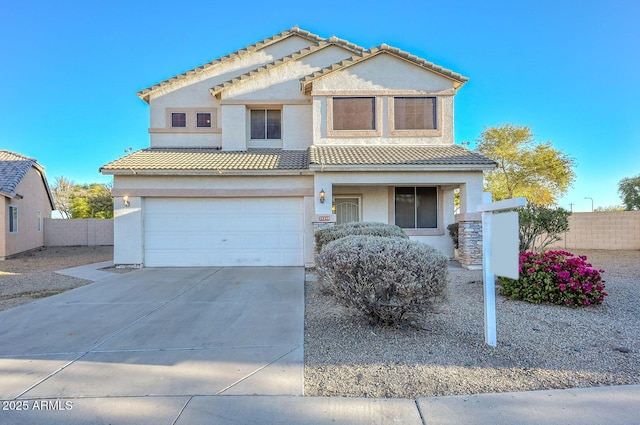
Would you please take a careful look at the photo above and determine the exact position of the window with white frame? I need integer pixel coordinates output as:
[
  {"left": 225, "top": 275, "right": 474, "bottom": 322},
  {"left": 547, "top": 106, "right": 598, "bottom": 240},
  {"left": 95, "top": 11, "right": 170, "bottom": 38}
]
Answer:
[
  {"left": 393, "top": 97, "right": 437, "bottom": 130},
  {"left": 9, "top": 205, "right": 18, "bottom": 233},
  {"left": 250, "top": 109, "right": 281, "bottom": 139},
  {"left": 394, "top": 187, "right": 437, "bottom": 229}
]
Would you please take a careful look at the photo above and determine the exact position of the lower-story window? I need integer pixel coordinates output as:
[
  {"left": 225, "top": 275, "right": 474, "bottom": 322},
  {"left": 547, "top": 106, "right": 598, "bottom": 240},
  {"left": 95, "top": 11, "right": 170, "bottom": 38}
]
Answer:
[
  {"left": 394, "top": 187, "right": 437, "bottom": 229},
  {"left": 9, "top": 205, "right": 18, "bottom": 233}
]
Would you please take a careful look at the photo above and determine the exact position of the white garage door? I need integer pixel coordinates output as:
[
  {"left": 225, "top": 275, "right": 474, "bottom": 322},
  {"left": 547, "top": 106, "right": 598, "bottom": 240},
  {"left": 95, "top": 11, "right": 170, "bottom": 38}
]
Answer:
[{"left": 144, "top": 198, "right": 304, "bottom": 267}]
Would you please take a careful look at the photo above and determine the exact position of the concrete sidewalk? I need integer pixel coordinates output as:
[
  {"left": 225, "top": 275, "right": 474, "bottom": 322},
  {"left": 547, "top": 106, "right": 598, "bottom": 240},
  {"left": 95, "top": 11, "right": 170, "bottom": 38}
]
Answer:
[
  {"left": 1, "top": 262, "right": 637, "bottom": 424},
  {"left": 55, "top": 260, "right": 117, "bottom": 281},
  {"left": 2, "top": 386, "right": 639, "bottom": 424}
]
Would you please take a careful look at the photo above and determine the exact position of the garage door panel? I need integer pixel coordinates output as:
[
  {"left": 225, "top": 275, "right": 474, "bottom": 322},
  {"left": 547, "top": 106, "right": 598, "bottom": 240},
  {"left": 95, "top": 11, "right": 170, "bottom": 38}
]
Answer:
[{"left": 144, "top": 198, "right": 304, "bottom": 267}]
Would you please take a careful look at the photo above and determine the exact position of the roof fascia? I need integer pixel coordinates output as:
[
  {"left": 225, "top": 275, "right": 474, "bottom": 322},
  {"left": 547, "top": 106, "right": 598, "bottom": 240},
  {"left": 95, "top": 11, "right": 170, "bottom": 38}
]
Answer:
[
  {"left": 100, "top": 169, "right": 312, "bottom": 176},
  {"left": 301, "top": 45, "right": 469, "bottom": 94},
  {"left": 308, "top": 164, "right": 496, "bottom": 172},
  {"left": 136, "top": 27, "right": 327, "bottom": 103},
  {"left": 30, "top": 163, "right": 56, "bottom": 209}
]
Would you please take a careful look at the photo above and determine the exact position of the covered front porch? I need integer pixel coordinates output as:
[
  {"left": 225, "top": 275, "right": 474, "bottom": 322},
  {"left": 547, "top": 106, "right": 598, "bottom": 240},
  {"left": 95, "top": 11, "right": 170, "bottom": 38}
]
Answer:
[{"left": 308, "top": 145, "right": 496, "bottom": 267}]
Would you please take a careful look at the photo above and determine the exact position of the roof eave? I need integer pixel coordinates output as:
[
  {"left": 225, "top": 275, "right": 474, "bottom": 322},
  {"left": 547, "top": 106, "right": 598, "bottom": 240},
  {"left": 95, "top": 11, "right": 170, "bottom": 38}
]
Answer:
[
  {"left": 100, "top": 169, "right": 312, "bottom": 176},
  {"left": 136, "top": 26, "right": 328, "bottom": 102},
  {"left": 308, "top": 164, "right": 496, "bottom": 172}
]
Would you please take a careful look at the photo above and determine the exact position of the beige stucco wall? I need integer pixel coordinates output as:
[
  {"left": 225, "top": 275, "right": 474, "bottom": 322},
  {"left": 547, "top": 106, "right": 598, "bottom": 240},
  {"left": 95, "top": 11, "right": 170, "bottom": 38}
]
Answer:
[
  {"left": 2, "top": 168, "right": 52, "bottom": 258},
  {"left": 546, "top": 211, "right": 640, "bottom": 250}
]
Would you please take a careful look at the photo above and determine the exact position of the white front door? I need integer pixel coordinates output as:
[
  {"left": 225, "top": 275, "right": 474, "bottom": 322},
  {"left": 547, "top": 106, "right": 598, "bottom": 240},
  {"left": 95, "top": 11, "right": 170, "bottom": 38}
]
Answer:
[{"left": 333, "top": 196, "right": 361, "bottom": 225}]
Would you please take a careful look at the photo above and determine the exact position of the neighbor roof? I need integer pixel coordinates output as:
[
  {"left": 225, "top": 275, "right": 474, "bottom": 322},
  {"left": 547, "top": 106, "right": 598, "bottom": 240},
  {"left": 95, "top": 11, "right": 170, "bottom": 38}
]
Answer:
[
  {"left": 99, "top": 149, "right": 310, "bottom": 175},
  {"left": 301, "top": 44, "right": 469, "bottom": 94},
  {"left": 309, "top": 145, "right": 496, "bottom": 170},
  {"left": 0, "top": 150, "right": 55, "bottom": 207}
]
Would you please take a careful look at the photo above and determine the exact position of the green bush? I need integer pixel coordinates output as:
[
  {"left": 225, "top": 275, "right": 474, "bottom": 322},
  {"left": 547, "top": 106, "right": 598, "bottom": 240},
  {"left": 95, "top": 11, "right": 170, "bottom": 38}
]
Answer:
[
  {"left": 317, "top": 235, "right": 448, "bottom": 327},
  {"left": 447, "top": 222, "right": 459, "bottom": 249},
  {"left": 518, "top": 204, "right": 571, "bottom": 252},
  {"left": 314, "top": 221, "right": 408, "bottom": 254}
]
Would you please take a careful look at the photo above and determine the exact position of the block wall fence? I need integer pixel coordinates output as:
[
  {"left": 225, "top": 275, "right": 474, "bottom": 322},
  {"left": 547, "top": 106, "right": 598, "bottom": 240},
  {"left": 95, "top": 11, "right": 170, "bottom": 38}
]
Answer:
[
  {"left": 545, "top": 211, "right": 640, "bottom": 250},
  {"left": 43, "top": 218, "right": 114, "bottom": 247}
]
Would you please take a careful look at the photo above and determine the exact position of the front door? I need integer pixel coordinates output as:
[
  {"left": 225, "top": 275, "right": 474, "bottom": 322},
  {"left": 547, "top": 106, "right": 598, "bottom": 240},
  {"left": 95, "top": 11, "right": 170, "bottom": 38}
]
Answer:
[{"left": 333, "top": 196, "right": 361, "bottom": 225}]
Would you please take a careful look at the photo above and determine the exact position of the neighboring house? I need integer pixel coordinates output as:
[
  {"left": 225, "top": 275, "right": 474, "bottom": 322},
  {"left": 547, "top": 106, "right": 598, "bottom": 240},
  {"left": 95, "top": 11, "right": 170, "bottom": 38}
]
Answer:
[
  {"left": 0, "top": 151, "right": 55, "bottom": 259},
  {"left": 100, "top": 27, "right": 495, "bottom": 268}
]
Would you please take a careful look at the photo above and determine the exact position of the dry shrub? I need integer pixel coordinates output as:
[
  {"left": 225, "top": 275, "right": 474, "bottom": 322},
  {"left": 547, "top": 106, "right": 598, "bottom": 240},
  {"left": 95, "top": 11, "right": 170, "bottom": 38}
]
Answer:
[{"left": 317, "top": 235, "right": 448, "bottom": 327}]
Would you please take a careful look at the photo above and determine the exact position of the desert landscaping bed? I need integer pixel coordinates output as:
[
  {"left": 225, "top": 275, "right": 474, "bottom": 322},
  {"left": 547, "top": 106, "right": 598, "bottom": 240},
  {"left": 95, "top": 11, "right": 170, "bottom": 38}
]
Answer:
[
  {"left": 304, "top": 249, "right": 640, "bottom": 398},
  {"left": 0, "top": 246, "right": 113, "bottom": 312}
]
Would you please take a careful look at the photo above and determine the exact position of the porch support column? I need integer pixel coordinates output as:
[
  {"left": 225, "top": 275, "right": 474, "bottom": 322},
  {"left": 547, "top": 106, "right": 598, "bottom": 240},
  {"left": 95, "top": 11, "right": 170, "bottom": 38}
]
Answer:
[{"left": 455, "top": 212, "right": 483, "bottom": 270}]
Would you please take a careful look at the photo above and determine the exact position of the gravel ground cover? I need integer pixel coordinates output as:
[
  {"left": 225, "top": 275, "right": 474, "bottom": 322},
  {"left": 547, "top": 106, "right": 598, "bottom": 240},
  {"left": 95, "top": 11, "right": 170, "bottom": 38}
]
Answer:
[
  {"left": 0, "top": 246, "right": 113, "bottom": 312},
  {"left": 304, "top": 249, "right": 640, "bottom": 398}
]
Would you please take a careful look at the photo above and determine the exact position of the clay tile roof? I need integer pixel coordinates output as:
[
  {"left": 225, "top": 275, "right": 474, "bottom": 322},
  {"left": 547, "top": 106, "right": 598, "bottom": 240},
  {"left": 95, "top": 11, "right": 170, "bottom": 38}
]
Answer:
[
  {"left": 309, "top": 145, "right": 496, "bottom": 169},
  {"left": 301, "top": 44, "right": 469, "bottom": 94},
  {"left": 137, "top": 26, "right": 327, "bottom": 102},
  {"left": 210, "top": 39, "right": 364, "bottom": 97},
  {"left": 99, "top": 148, "right": 310, "bottom": 174}
]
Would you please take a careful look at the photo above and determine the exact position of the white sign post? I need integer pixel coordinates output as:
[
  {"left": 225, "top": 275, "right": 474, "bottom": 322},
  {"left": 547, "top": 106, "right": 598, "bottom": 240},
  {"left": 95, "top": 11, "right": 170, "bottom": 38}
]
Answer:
[{"left": 477, "top": 192, "right": 527, "bottom": 347}]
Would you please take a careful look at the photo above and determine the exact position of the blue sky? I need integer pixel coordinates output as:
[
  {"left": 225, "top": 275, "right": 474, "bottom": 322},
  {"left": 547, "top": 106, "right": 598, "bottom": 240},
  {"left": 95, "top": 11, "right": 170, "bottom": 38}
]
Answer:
[{"left": 1, "top": 0, "right": 638, "bottom": 211}]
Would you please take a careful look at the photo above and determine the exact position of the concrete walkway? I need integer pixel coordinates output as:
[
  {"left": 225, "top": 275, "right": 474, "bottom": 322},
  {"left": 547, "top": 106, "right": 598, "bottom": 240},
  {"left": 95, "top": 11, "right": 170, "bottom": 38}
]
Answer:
[{"left": 0, "top": 262, "right": 638, "bottom": 424}]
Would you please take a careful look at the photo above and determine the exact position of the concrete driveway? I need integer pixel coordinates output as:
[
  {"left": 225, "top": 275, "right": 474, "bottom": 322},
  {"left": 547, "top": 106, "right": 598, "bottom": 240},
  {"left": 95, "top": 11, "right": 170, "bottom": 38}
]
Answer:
[{"left": 0, "top": 267, "right": 304, "bottom": 414}]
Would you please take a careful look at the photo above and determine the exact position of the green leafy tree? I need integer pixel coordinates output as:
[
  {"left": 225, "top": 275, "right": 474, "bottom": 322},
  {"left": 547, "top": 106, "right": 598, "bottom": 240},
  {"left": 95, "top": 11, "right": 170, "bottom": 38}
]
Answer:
[
  {"left": 594, "top": 205, "right": 625, "bottom": 212},
  {"left": 54, "top": 180, "right": 113, "bottom": 219},
  {"left": 618, "top": 175, "right": 640, "bottom": 211},
  {"left": 476, "top": 124, "right": 576, "bottom": 206},
  {"left": 70, "top": 197, "right": 92, "bottom": 219},
  {"left": 518, "top": 204, "right": 571, "bottom": 252},
  {"left": 87, "top": 185, "right": 114, "bottom": 219}
]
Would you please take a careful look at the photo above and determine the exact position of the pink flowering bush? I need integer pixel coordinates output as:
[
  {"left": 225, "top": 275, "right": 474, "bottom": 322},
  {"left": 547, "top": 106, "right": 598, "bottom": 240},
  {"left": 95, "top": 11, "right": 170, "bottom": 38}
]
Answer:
[{"left": 500, "top": 250, "right": 607, "bottom": 307}]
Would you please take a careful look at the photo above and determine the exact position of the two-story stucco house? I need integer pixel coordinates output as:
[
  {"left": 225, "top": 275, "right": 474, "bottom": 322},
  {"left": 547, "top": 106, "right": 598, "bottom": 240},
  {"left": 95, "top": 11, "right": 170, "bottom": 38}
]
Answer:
[{"left": 100, "top": 27, "right": 495, "bottom": 268}]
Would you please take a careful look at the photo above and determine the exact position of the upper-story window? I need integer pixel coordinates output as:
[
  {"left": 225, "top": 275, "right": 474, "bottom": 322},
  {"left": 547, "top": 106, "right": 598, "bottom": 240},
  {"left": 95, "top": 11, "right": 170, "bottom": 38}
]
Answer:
[
  {"left": 171, "top": 112, "right": 187, "bottom": 128},
  {"left": 389, "top": 96, "right": 441, "bottom": 137},
  {"left": 196, "top": 112, "right": 212, "bottom": 128},
  {"left": 327, "top": 96, "right": 382, "bottom": 137},
  {"left": 332, "top": 97, "right": 376, "bottom": 130},
  {"left": 250, "top": 109, "right": 281, "bottom": 139},
  {"left": 149, "top": 108, "right": 219, "bottom": 135},
  {"left": 393, "top": 97, "right": 436, "bottom": 130}
]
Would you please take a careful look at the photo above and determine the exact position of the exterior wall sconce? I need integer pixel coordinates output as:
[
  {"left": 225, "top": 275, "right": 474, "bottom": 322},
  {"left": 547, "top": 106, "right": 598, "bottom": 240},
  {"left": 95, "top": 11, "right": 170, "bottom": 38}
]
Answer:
[
  {"left": 319, "top": 189, "right": 326, "bottom": 203},
  {"left": 123, "top": 196, "right": 130, "bottom": 207}
]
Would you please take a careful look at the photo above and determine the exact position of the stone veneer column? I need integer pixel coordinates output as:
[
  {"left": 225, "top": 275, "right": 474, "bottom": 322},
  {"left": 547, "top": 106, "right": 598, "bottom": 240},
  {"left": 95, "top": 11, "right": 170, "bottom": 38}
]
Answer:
[{"left": 455, "top": 213, "right": 483, "bottom": 270}]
